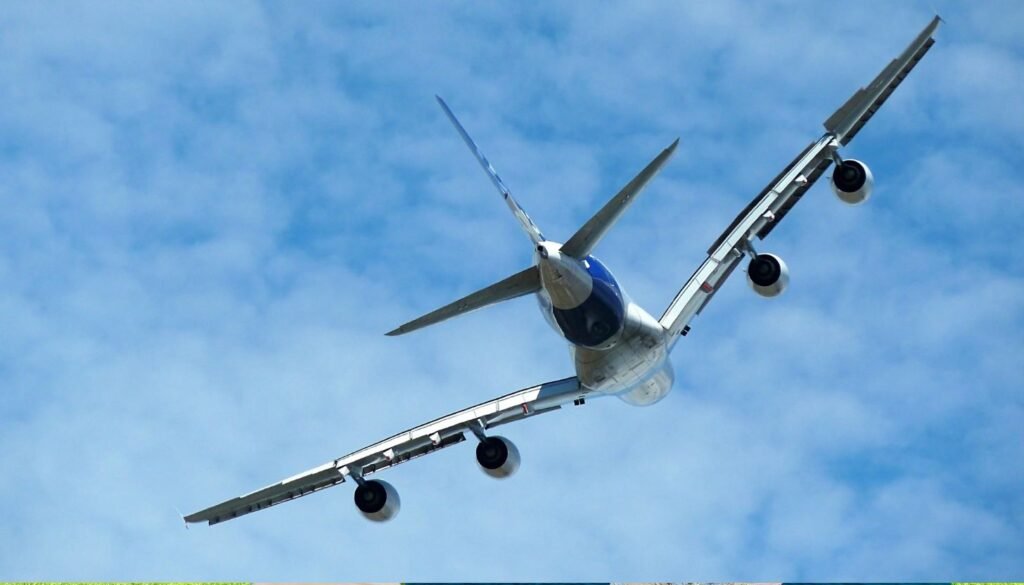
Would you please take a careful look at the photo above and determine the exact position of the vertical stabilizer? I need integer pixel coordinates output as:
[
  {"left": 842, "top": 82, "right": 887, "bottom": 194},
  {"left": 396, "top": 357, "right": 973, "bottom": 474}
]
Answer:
[{"left": 436, "top": 96, "right": 546, "bottom": 245}]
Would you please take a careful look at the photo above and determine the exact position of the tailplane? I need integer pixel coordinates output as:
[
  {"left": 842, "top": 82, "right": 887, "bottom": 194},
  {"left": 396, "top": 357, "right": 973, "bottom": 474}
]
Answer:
[
  {"left": 560, "top": 138, "right": 678, "bottom": 258},
  {"left": 386, "top": 266, "right": 541, "bottom": 336},
  {"left": 390, "top": 99, "right": 678, "bottom": 337}
]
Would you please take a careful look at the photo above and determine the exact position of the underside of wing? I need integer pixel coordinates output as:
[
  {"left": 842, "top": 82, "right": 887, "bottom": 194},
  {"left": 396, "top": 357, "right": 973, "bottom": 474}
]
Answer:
[
  {"left": 186, "top": 376, "right": 585, "bottom": 526},
  {"left": 825, "top": 15, "right": 941, "bottom": 146},
  {"left": 184, "top": 463, "right": 347, "bottom": 526},
  {"left": 659, "top": 17, "right": 940, "bottom": 342},
  {"left": 658, "top": 133, "right": 836, "bottom": 340}
]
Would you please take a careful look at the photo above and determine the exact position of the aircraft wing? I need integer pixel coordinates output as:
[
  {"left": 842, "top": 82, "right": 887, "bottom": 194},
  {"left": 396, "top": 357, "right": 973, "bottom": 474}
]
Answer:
[
  {"left": 658, "top": 16, "right": 940, "bottom": 342},
  {"left": 185, "top": 376, "right": 585, "bottom": 526}
]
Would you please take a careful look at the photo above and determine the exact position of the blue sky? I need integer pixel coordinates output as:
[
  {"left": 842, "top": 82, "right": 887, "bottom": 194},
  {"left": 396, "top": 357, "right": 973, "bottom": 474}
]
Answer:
[{"left": 1, "top": 0, "right": 1022, "bottom": 580}]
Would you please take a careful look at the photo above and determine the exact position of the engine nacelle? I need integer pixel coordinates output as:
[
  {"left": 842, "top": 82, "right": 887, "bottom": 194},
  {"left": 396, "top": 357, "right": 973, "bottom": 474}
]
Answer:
[
  {"left": 830, "top": 159, "right": 873, "bottom": 205},
  {"left": 353, "top": 479, "right": 401, "bottom": 522},
  {"left": 747, "top": 253, "right": 789, "bottom": 298},
  {"left": 475, "top": 436, "right": 521, "bottom": 479}
]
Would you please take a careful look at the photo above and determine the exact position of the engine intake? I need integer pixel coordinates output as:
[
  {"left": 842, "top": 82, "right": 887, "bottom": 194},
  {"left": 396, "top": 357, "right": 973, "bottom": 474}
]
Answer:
[
  {"left": 353, "top": 479, "right": 401, "bottom": 522},
  {"left": 475, "top": 436, "right": 521, "bottom": 479},
  {"left": 830, "top": 159, "right": 873, "bottom": 205},
  {"left": 747, "top": 253, "right": 789, "bottom": 298}
]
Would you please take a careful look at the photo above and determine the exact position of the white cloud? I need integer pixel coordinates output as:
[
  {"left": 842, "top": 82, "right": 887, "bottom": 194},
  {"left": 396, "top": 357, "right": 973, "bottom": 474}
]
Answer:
[{"left": 0, "top": 0, "right": 1021, "bottom": 579}]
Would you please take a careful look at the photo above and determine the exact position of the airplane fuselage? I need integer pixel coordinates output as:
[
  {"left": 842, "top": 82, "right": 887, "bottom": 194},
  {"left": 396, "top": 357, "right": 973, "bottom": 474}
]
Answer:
[{"left": 534, "top": 241, "right": 674, "bottom": 406}]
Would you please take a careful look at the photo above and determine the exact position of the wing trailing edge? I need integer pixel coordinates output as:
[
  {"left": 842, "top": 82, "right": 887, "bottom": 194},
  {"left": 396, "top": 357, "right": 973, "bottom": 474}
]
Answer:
[{"left": 824, "top": 15, "right": 941, "bottom": 145}]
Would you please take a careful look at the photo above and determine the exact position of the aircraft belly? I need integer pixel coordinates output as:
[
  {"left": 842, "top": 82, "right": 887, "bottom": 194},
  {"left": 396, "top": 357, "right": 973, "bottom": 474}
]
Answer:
[{"left": 574, "top": 302, "right": 671, "bottom": 395}]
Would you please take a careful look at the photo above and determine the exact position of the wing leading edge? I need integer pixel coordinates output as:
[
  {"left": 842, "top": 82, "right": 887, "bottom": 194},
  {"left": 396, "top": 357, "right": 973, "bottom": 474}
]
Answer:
[
  {"left": 659, "top": 16, "right": 940, "bottom": 341},
  {"left": 185, "top": 376, "right": 584, "bottom": 526}
]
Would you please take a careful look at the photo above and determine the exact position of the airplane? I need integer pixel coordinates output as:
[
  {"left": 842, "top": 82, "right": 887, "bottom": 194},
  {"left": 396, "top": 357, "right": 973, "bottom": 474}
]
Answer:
[{"left": 186, "top": 16, "right": 941, "bottom": 525}]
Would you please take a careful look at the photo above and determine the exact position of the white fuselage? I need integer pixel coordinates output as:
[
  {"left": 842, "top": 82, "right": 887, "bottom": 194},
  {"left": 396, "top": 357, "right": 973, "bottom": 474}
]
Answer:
[{"left": 533, "top": 241, "right": 674, "bottom": 406}]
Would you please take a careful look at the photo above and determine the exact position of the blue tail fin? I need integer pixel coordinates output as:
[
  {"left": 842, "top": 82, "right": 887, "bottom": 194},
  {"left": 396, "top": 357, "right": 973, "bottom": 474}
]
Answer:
[{"left": 436, "top": 96, "right": 545, "bottom": 246}]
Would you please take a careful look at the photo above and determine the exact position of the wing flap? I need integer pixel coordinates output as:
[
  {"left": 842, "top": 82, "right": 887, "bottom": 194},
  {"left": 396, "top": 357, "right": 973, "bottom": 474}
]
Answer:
[
  {"left": 708, "top": 140, "right": 819, "bottom": 253},
  {"left": 356, "top": 432, "right": 467, "bottom": 476},
  {"left": 757, "top": 150, "right": 834, "bottom": 239}
]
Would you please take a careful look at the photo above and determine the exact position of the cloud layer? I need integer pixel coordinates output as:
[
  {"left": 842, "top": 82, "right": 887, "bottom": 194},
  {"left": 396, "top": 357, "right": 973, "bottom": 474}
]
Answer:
[{"left": 0, "top": 0, "right": 1021, "bottom": 579}]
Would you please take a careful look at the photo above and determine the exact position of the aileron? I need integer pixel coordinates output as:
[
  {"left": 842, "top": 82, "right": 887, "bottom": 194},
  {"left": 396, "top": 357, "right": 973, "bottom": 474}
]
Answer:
[
  {"left": 185, "top": 464, "right": 345, "bottom": 526},
  {"left": 825, "top": 16, "right": 940, "bottom": 144}
]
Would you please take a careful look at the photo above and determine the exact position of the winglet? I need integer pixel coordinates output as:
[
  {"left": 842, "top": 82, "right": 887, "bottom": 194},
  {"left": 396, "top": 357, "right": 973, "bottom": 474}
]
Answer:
[
  {"left": 435, "top": 96, "right": 546, "bottom": 245},
  {"left": 174, "top": 506, "right": 189, "bottom": 530}
]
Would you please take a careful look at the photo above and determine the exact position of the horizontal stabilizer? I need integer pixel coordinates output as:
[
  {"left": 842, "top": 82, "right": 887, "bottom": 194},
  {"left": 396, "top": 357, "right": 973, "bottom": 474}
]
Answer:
[
  {"left": 561, "top": 138, "right": 679, "bottom": 259},
  {"left": 387, "top": 266, "right": 541, "bottom": 336}
]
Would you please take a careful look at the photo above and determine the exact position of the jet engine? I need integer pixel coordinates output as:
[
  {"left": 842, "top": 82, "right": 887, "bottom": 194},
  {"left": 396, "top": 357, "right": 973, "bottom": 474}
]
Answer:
[
  {"left": 475, "top": 436, "right": 521, "bottom": 479},
  {"left": 747, "top": 253, "right": 789, "bottom": 298},
  {"left": 830, "top": 159, "right": 873, "bottom": 205},
  {"left": 353, "top": 479, "right": 401, "bottom": 522}
]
